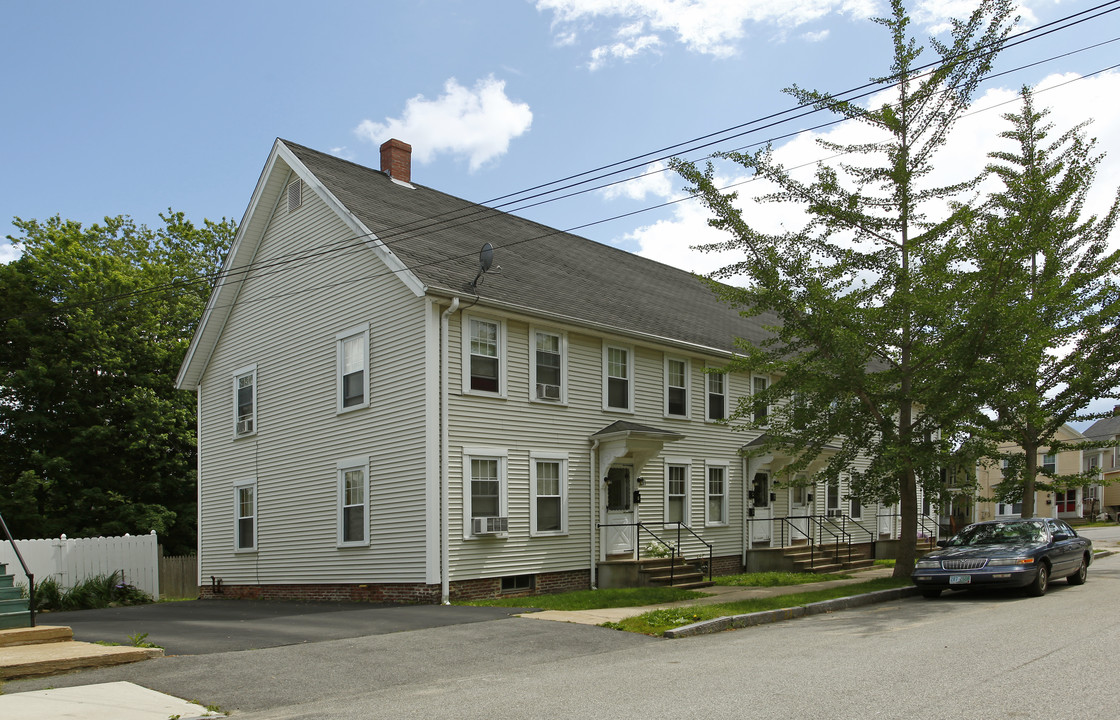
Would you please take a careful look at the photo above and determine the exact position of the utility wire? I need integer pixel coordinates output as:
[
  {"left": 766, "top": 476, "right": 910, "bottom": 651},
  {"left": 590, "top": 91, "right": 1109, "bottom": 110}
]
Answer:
[{"left": 4, "top": 6, "right": 1118, "bottom": 321}]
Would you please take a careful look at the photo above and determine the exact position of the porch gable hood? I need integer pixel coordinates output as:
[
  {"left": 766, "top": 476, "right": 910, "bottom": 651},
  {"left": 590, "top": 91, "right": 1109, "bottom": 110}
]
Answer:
[{"left": 592, "top": 421, "right": 685, "bottom": 480}]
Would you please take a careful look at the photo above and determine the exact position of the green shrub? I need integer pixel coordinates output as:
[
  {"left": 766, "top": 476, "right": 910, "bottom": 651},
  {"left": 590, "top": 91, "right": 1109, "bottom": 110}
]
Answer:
[{"left": 29, "top": 571, "right": 153, "bottom": 612}]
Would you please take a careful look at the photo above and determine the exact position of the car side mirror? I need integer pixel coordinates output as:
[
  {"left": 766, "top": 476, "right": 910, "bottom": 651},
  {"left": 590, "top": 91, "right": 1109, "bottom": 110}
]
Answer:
[
  {"left": 1052, "top": 532, "right": 1070, "bottom": 542},
  {"left": 936, "top": 539, "right": 948, "bottom": 548}
]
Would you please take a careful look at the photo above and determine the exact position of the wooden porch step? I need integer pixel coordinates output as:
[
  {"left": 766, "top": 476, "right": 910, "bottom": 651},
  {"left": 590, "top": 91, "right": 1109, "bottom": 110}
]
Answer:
[{"left": 0, "top": 625, "right": 161, "bottom": 680}]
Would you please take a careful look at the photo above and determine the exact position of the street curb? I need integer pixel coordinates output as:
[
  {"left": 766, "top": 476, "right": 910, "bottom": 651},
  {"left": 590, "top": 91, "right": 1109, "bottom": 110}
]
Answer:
[
  {"left": 663, "top": 586, "right": 921, "bottom": 639},
  {"left": 664, "top": 550, "right": 1117, "bottom": 639}
]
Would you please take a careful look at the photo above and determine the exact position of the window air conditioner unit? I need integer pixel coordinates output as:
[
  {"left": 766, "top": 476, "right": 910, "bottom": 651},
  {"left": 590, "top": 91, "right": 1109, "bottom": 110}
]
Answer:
[
  {"left": 536, "top": 383, "right": 561, "bottom": 400},
  {"left": 472, "top": 516, "right": 508, "bottom": 535},
  {"left": 236, "top": 419, "right": 253, "bottom": 435},
  {"left": 826, "top": 509, "right": 841, "bottom": 518}
]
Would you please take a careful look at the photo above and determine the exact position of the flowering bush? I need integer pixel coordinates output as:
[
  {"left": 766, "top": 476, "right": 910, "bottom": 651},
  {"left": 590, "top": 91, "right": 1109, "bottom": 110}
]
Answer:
[{"left": 643, "top": 541, "right": 677, "bottom": 558}]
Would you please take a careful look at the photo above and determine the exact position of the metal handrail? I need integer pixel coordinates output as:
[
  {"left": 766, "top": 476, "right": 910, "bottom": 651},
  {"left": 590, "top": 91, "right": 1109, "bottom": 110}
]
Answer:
[
  {"left": 0, "top": 511, "right": 34, "bottom": 627},
  {"left": 809, "top": 515, "right": 851, "bottom": 567},
  {"left": 597, "top": 521, "right": 714, "bottom": 585},
  {"left": 840, "top": 515, "right": 879, "bottom": 558}
]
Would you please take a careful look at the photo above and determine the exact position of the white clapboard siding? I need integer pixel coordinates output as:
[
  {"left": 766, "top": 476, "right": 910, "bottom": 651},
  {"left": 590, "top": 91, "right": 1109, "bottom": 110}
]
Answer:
[
  {"left": 197, "top": 176, "right": 431, "bottom": 585},
  {"left": 446, "top": 313, "right": 768, "bottom": 582},
  {"left": 0, "top": 533, "right": 159, "bottom": 598}
]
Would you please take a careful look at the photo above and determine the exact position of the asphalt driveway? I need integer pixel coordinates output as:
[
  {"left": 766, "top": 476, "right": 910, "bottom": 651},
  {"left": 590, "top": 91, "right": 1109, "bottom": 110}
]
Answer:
[{"left": 36, "top": 599, "right": 536, "bottom": 655}]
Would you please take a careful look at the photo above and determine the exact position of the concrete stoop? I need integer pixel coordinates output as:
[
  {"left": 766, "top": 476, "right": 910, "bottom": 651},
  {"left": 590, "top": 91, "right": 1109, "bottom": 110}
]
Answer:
[{"left": 0, "top": 625, "right": 162, "bottom": 680}]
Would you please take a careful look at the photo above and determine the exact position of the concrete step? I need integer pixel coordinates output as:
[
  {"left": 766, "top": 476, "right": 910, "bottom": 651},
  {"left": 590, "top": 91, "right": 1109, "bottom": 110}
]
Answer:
[
  {"left": 0, "top": 625, "right": 72, "bottom": 647},
  {"left": 0, "top": 640, "right": 163, "bottom": 680},
  {"left": 0, "top": 611, "right": 32, "bottom": 630}
]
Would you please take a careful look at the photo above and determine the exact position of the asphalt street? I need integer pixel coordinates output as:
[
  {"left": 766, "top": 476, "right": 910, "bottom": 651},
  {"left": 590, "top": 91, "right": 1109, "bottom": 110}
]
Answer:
[
  {"left": 35, "top": 599, "right": 535, "bottom": 655},
  {"left": 6, "top": 527, "right": 1118, "bottom": 719}
]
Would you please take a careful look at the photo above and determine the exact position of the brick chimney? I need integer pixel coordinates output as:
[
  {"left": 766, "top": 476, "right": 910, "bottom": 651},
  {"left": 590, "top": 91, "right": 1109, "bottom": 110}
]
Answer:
[{"left": 380, "top": 138, "right": 412, "bottom": 183}]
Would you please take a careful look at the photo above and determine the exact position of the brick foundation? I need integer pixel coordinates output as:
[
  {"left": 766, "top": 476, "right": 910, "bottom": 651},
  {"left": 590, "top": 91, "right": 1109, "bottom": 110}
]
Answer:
[
  {"left": 197, "top": 568, "right": 592, "bottom": 604},
  {"left": 707, "top": 553, "right": 743, "bottom": 577},
  {"left": 449, "top": 569, "right": 590, "bottom": 601},
  {"left": 199, "top": 582, "right": 440, "bottom": 604}
]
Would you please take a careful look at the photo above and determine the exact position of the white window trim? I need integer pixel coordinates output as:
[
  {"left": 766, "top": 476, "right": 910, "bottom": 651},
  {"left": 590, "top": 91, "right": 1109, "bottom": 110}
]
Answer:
[
  {"left": 462, "top": 314, "right": 507, "bottom": 398},
  {"left": 528, "top": 327, "right": 567, "bottom": 405},
  {"left": 232, "top": 364, "right": 257, "bottom": 439},
  {"left": 463, "top": 447, "right": 508, "bottom": 538},
  {"left": 705, "top": 368, "right": 728, "bottom": 423},
  {"left": 1040, "top": 453, "right": 1056, "bottom": 475},
  {"left": 664, "top": 457, "right": 692, "bottom": 526},
  {"left": 336, "top": 455, "right": 370, "bottom": 548},
  {"left": 233, "top": 478, "right": 257, "bottom": 553},
  {"left": 664, "top": 356, "right": 691, "bottom": 419},
  {"left": 530, "top": 451, "right": 568, "bottom": 537},
  {"left": 336, "top": 325, "right": 370, "bottom": 414},
  {"left": 752, "top": 374, "right": 770, "bottom": 425},
  {"left": 602, "top": 343, "right": 635, "bottom": 413},
  {"left": 705, "top": 460, "right": 729, "bottom": 526}
]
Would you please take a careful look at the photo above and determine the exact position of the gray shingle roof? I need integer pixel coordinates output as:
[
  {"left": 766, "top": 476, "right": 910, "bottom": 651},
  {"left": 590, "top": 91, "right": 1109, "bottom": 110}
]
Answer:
[
  {"left": 283, "top": 140, "right": 775, "bottom": 355},
  {"left": 1082, "top": 414, "right": 1120, "bottom": 441}
]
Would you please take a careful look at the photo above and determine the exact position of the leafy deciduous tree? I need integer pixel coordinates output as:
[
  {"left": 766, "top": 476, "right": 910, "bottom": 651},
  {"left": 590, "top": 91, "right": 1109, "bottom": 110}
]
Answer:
[{"left": 0, "top": 212, "right": 234, "bottom": 554}]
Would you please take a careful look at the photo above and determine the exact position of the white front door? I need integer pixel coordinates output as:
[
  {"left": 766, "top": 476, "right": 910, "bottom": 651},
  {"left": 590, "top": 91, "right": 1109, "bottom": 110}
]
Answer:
[
  {"left": 604, "top": 466, "right": 635, "bottom": 555},
  {"left": 750, "top": 471, "right": 772, "bottom": 543},
  {"left": 789, "top": 480, "right": 810, "bottom": 541},
  {"left": 879, "top": 504, "right": 895, "bottom": 536}
]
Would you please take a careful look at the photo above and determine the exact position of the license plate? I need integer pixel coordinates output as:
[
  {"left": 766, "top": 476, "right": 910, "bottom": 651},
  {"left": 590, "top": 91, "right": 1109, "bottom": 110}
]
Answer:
[{"left": 949, "top": 575, "right": 971, "bottom": 585}]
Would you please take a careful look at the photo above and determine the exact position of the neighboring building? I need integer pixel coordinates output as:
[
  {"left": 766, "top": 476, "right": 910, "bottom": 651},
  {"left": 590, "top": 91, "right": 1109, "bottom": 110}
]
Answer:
[
  {"left": 974, "top": 424, "right": 1091, "bottom": 523},
  {"left": 1082, "top": 411, "right": 1120, "bottom": 521},
  {"left": 176, "top": 139, "right": 918, "bottom": 603}
]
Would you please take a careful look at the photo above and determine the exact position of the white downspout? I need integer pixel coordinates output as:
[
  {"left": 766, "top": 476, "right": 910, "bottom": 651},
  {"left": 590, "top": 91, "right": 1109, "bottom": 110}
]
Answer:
[
  {"left": 440, "top": 297, "right": 460, "bottom": 605},
  {"left": 590, "top": 438, "right": 600, "bottom": 589}
]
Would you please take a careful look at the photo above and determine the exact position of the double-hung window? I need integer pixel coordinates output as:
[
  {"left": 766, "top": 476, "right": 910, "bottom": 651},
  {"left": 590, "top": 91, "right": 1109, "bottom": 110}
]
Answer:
[
  {"left": 1041, "top": 453, "right": 1056, "bottom": 475},
  {"left": 465, "top": 316, "right": 504, "bottom": 395},
  {"left": 464, "top": 448, "right": 507, "bottom": 536},
  {"left": 706, "top": 462, "right": 728, "bottom": 526},
  {"left": 848, "top": 473, "right": 863, "bottom": 519},
  {"left": 531, "top": 329, "right": 565, "bottom": 403},
  {"left": 233, "top": 365, "right": 257, "bottom": 437},
  {"left": 706, "top": 371, "right": 726, "bottom": 421},
  {"left": 826, "top": 481, "right": 840, "bottom": 516},
  {"left": 665, "top": 357, "right": 689, "bottom": 418},
  {"left": 337, "top": 457, "right": 369, "bottom": 546},
  {"left": 604, "top": 344, "right": 633, "bottom": 411},
  {"left": 530, "top": 453, "right": 567, "bottom": 535},
  {"left": 336, "top": 327, "right": 369, "bottom": 412},
  {"left": 752, "top": 375, "right": 769, "bottom": 424},
  {"left": 234, "top": 479, "right": 256, "bottom": 552},
  {"left": 665, "top": 460, "right": 690, "bottom": 525}
]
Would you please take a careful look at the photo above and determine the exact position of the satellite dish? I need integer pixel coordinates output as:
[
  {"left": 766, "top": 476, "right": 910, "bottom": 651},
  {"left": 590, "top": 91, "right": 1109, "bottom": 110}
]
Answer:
[
  {"left": 479, "top": 242, "right": 494, "bottom": 273},
  {"left": 472, "top": 243, "right": 495, "bottom": 289}
]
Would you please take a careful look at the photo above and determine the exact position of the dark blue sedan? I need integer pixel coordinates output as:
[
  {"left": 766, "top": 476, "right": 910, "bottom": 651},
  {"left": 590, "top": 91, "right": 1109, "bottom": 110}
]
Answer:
[{"left": 911, "top": 518, "right": 1091, "bottom": 598}]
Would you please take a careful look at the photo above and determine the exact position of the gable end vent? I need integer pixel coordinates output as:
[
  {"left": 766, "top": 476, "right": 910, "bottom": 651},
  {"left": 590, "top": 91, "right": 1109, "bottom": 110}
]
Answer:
[{"left": 287, "top": 179, "right": 303, "bottom": 213}]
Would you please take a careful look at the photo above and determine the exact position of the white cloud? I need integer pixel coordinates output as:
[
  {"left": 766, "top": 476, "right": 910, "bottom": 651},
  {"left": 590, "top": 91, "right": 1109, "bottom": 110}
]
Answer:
[
  {"left": 536, "top": 0, "right": 877, "bottom": 66},
  {"left": 354, "top": 76, "right": 532, "bottom": 172},
  {"left": 621, "top": 70, "right": 1120, "bottom": 277},
  {"left": 600, "top": 161, "right": 674, "bottom": 201},
  {"left": 0, "top": 240, "right": 19, "bottom": 264},
  {"left": 537, "top": 1, "right": 1060, "bottom": 67}
]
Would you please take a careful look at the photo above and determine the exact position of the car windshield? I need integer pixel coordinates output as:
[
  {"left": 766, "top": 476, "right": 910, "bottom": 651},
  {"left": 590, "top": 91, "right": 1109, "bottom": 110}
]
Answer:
[{"left": 951, "top": 521, "right": 1046, "bottom": 546}]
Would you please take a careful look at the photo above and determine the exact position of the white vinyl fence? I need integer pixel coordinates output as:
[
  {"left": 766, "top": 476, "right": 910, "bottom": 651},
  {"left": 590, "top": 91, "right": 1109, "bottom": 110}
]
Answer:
[{"left": 0, "top": 531, "right": 159, "bottom": 598}]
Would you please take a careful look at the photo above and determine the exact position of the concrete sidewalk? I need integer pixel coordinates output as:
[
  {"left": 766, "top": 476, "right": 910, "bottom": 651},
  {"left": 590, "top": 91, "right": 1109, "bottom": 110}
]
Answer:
[
  {"left": 519, "top": 563, "right": 900, "bottom": 625},
  {"left": 0, "top": 681, "right": 220, "bottom": 720}
]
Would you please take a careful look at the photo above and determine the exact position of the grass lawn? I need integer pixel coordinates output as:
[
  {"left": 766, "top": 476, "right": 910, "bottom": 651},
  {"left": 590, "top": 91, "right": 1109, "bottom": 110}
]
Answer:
[
  {"left": 453, "top": 586, "right": 705, "bottom": 610},
  {"left": 602, "top": 577, "right": 913, "bottom": 635},
  {"left": 712, "top": 571, "right": 852, "bottom": 587}
]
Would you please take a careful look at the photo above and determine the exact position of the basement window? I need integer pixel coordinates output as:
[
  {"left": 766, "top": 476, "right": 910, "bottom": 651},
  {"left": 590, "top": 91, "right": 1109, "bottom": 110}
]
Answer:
[{"left": 501, "top": 575, "right": 534, "bottom": 593}]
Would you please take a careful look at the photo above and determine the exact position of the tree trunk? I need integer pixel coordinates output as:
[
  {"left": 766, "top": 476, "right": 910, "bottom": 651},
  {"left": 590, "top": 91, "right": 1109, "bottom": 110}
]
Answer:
[{"left": 1021, "top": 438, "right": 1038, "bottom": 518}]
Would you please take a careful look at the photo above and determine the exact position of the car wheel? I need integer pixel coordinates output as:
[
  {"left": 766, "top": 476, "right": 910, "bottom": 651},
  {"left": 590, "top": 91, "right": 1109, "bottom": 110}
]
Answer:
[
  {"left": 1027, "top": 562, "right": 1049, "bottom": 597},
  {"left": 920, "top": 589, "right": 942, "bottom": 599},
  {"left": 1067, "top": 556, "right": 1088, "bottom": 586}
]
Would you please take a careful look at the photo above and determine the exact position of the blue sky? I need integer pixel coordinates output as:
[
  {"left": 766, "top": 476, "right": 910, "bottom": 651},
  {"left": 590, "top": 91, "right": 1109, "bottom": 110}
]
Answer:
[
  {"left": 2, "top": 0, "right": 1118, "bottom": 419},
  {"left": 3, "top": 0, "right": 1116, "bottom": 265}
]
